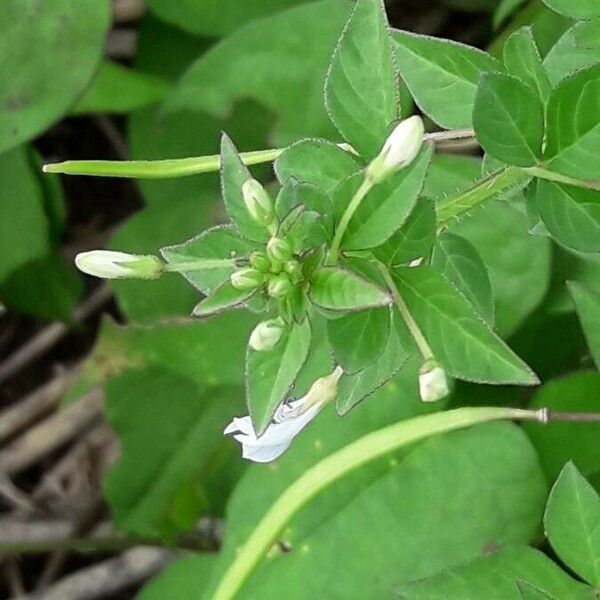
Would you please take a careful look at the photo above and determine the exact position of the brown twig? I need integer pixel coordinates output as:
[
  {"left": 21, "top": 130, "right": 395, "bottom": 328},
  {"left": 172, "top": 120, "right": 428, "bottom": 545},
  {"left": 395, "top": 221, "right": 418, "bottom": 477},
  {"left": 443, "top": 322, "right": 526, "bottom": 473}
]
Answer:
[{"left": 112, "top": 0, "right": 146, "bottom": 23}]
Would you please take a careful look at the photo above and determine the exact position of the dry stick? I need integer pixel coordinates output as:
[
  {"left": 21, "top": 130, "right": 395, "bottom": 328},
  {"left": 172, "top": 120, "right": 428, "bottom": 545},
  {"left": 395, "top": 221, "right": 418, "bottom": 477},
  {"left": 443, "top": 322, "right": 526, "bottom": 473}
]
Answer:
[
  {"left": 0, "top": 284, "right": 111, "bottom": 386},
  {"left": 112, "top": 0, "right": 146, "bottom": 23}
]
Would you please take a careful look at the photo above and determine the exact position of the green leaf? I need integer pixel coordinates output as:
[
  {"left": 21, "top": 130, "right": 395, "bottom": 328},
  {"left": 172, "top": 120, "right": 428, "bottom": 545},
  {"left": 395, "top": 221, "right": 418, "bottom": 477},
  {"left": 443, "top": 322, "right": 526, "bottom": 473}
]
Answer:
[
  {"left": 431, "top": 231, "right": 495, "bottom": 324},
  {"left": 309, "top": 267, "right": 391, "bottom": 311},
  {"left": 72, "top": 61, "right": 169, "bottom": 115},
  {"left": 531, "top": 181, "right": 600, "bottom": 253},
  {"left": 423, "top": 154, "right": 483, "bottom": 201},
  {"left": 221, "top": 134, "right": 270, "bottom": 244},
  {"left": 523, "top": 373, "right": 600, "bottom": 482},
  {"left": 396, "top": 546, "right": 592, "bottom": 599},
  {"left": 541, "top": 0, "right": 600, "bottom": 19},
  {"left": 392, "top": 30, "right": 501, "bottom": 129},
  {"left": 246, "top": 319, "right": 311, "bottom": 434},
  {"left": 503, "top": 27, "right": 551, "bottom": 103},
  {"left": 569, "top": 282, "right": 600, "bottom": 369},
  {"left": 545, "top": 65, "right": 600, "bottom": 181},
  {"left": 518, "top": 582, "right": 558, "bottom": 600},
  {"left": 324, "top": 0, "right": 398, "bottom": 158},
  {"left": 193, "top": 281, "right": 257, "bottom": 318},
  {"left": 543, "top": 21, "right": 600, "bottom": 86},
  {"left": 336, "top": 311, "right": 411, "bottom": 413},
  {"left": 274, "top": 139, "right": 361, "bottom": 195},
  {"left": 342, "top": 145, "right": 433, "bottom": 250},
  {"left": 327, "top": 308, "right": 390, "bottom": 374},
  {"left": 473, "top": 73, "right": 544, "bottom": 166},
  {"left": 392, "top": 266, "right": 538, "bottom": 384},
  {"left": 494, "top": 0, "right": 529, "bottom": 29},
  {"left": 373, "top": 198, "right": 436, "bottom": 267},
  {"left": 545, "top": 463, "right": 600, "bottom": 586},
  {"left": 0, "top": 0, "right": 110, "bottom": 153},
  {"left": 104, "top": 369, "right": 243, "bottom": 539},
  {"left": 167, "top": 1, "right": 352, "bottom": 144},
  {"left": 161, "top": 226, "right": 255, "bottom": 295}
]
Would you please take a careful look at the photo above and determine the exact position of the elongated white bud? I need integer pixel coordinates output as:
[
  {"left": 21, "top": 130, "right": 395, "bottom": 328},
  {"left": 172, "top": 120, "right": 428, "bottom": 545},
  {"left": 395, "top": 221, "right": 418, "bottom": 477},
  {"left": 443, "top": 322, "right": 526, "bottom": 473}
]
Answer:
[
  {"left": 367, "top": 116, "right": 425, "bottom": 183},
  {"left": 75, "top": 251, "right": 163, "bottom": 280},
  {"left": 249, "top": 318, "right": 286, "bottom": 352},
  {"left": 419, "top": 360, "right": 450, "bottom": 403},
  {"left": 242, "top": 178, "right": 274, "bottom": 227}
]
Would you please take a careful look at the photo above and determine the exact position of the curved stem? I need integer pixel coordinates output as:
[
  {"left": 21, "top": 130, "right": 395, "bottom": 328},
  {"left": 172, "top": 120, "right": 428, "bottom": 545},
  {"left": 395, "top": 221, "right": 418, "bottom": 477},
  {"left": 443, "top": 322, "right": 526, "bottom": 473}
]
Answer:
[
  {"left": 524, "top": 166, "right": 600, "bottom": 191},
  {"left": 211, "top": 406, "right": 545, "bottom": 600}
]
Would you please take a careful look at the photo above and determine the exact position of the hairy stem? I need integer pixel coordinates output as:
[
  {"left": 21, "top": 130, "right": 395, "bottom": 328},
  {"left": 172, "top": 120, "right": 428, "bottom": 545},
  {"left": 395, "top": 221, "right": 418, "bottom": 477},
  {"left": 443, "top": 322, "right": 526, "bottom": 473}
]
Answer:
[
  {"left": 524, "top": 166, "right": 600, "bottom": 191},
  {"left": 163, "top": 259, "right": 236, "bottom": 273}
]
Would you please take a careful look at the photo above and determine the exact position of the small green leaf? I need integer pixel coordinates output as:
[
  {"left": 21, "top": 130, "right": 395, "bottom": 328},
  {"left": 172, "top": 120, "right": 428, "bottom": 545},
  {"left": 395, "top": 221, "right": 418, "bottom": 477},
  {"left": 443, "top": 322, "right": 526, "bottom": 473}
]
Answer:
[
  {"left": 246, "top": 319, "right": 311, "bottom": 435},
  {"left": 569, "top": 282, "right": 600, "bottom": 369},
  {"left": 545, "top": 65, "right": 600, "bottom": 181},
  {"left": 373, "top": 198, "right": 436, "bottom": 267},
  {"left": 392, "top": 30, "right": 501, "bottom": 129},
  {"left": 517, "top": 582, "right": 558, "bottom": 600},
  {"left": 473, "top": 73, "right": 544, "bottom": 166},
  {"left": 220, "top": 135, "right": 270, "bottom": 244},
  {"left": 392, "top": 266, "right": 538, "bottom": 384},
  {"left": 541, "top": 0, "right": 600, "bottom": 19},
  {"left": 503, "top": 28, "right": 551, "bottom": 103},
  {"left": 494, "top": 0, "right": 528, "bottom": 29},
  {"left": 274, "top": 139, "right": 361, "bottom": 194},
  {"left": 545, "top": 463, "right": 600, "bottom": 586},
  {"left": 327, "top": 308, "right": 390, "bottom": 374},
  {"left": 192, "top": 281, "right": 257, "bottom": 317},
  {"left": 531, "top": 181, "right": 600, "bottom": 253},
  {"left": 325, "top": 0, "right": 398, "bottom": 158},
  {"left": 431, "top": 231, "right": 495, "bottom": 324},
  {"left": 309, "top": 267, "right": 391, "bottom": 311},
  {"left": 342, "top": 145, "right": 433, "bottom": 250}
]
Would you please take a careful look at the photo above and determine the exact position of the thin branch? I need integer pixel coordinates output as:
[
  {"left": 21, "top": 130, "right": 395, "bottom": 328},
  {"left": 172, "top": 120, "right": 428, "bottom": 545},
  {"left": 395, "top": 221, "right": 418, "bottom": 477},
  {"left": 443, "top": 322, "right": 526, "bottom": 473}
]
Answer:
[{"left": 541, "top": 409, "right": 600, "bottom": 424}]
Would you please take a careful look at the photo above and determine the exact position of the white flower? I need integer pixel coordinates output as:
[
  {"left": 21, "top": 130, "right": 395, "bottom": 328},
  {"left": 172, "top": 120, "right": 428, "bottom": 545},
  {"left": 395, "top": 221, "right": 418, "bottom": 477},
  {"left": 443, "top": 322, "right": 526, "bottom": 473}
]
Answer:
[
  {"left": 224, "top": 366, "right": 344, "bottom": 463},
  {"left": 249, "top": 318, "right": 286, "bottom": 352},
  {"left": 419, "top": 360, "right": 450, "bottom": 403},
  {"left": 242, "top": 178, "right": 274, "bottom": 227},
  {"left": 75, "top": 250, "right": 163, "bottom": 279}
]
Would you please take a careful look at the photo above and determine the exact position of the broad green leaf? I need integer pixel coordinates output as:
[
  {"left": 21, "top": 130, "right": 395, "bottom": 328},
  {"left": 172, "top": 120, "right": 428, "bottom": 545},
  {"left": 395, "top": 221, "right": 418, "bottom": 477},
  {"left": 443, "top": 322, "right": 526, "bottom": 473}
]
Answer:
[
  {"left": 324, "top": 0, "right": 398, "bottom": 158},
  {"left": 473, "top": 73, "right": 544, "bottom": 166},
  {"left": 0, "top": 0, "right": 110, "bottom": 153},
  {"left": 327, "top": 308, "right": 390, "bottom": 374},
  {"left": 392, "top": 266, "right": 538, "bottom": 384},
  {"left": 569, "top": 282, "right": 600, "bottom": 368},
  {"left": 246, "top": 319, "right": 311, "bottom": 434},
  {"left": 494, "top": 0, "right": 528, "bottom": 29},
  {"left": 336, "top": 311, "right": 412, "bottom": 413},
  {"left": 221, "top": 134, "right": 270, "bottom": 244},
  {"left": 431, "top": 232, "right": 494, "bottom": 324},
  {"left": 545, "top": 65, "right": 600, "bottom": 181},
  {"left": 530, "top": 7, "right": 573, "bottom": 58},
  {"left": 503, "top": 28, "right": 551, "bottom": 103},
  {"left": 518, "top": 582, "right": 558, "bottom": 600},
  {"left": 392, "top": 30, "right": 501, "bottom": 129},
  {"left": 204, "top": 421, "right": 546, "bottom": 599},
  {"left": 450, "top": 200, "right": 552, "bottom": 336},
  {"left": 524, "top": 373, "right": 600, "bottom": 482},
  {"left": 167, "top": 1, "right": 352, "bottom": 144},
  {"left": 545, "top": 463, "right": 600, "bottom": 586},
  {"left": 104, "top": 369, "right": 243, "bottom": 538},
  {"left": 544, "top": 21, "right": 600, "bottom": 86},
  {"left": 531, "top": 181, "right": 600, "bottom": 253},
  {"left": 373, "top": 198, "right": 436, "bottom": 267},
  {"left": 72, "top": 62, "right": 169, "bottom": 115},
  {"left": 342, "top": 145, "right": 433, "bottom": 250},
  {"left": 422, "top": 154, "right": 483, "bottom": 200},
  {"left": 309, "top": 267, "right": 391, "bottom": 311},
  {"left": 396, "top": 546, "right": 592, "bottom": 599},
  {"left": 193, "top": 281, "right": 257, "bottom": 317},
  {"left": 161, "top": 226, "right": 255, "bottom": 295},
  {"left": 274, "top": 139, "right": 361, "bottom": 194},
  {"left": 541, "top": 0, "right": 600, "bottom": 19}
]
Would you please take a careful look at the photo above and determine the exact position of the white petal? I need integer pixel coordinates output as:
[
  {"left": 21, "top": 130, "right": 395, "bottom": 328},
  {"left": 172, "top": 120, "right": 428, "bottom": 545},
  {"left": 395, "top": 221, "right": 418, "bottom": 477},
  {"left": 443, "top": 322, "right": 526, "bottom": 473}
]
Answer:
[
  {"left": 223, "top": 415, "right": 254, "bottom": 436},
  {"left": 241, "top": 440, "right": 292, "bottom": 463}
]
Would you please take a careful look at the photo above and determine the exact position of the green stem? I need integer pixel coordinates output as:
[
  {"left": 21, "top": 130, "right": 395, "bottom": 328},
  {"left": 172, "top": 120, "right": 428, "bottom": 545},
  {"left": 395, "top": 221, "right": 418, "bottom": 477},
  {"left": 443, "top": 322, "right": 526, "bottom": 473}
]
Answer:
[
  {"left": 524, "top": 166, "right": 600, "bottom": 191},
  {"left": 163, "top": 259, "right": 236, "bottom": 273},
  {"left": 326, "top": 178, "right": 373, "bottom": 265},
  {"left": 211, "top": 406, "right": 545, "bottom": 600},
  {"left": 377, "top": 262, "right": 433, "bottom": 360}
]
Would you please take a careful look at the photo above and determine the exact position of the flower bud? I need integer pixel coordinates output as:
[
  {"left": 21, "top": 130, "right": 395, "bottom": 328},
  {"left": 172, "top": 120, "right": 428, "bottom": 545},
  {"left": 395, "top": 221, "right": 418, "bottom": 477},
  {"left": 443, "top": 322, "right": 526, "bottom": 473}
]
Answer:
[
  {"left": 249, "top": 317, "right": 286, "bottom": 352},
  {"left": 367, "top": 116, "right": 424, "bottom": 184},
  {"left": 242, "top": 178, "right": 274, "bottom": 227},
  {"left": 284, "top": 259, "right": 302, "bottom": 282},
  {"left": 419, "top": 360, "right": 450, "bottom": 403},
  {"left": 75, "top": 250, "right": 163, "bottom": 280},
  {"left": 230, "top": 267, "right": 263, "bottom": 290},
  {"left": 249, "top": 251, "right": 271, "bottom": 273},
  {"left": 267, "top": 273, "right": 293, "bottom": 298},
  {"left": 267, "top": 237, "right": 293, "bottom": 263}
]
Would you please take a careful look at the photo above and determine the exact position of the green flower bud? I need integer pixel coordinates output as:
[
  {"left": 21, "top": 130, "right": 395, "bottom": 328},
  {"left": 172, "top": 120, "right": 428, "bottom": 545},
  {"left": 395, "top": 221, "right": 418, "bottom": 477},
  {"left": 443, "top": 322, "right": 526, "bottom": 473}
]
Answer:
[
  {"left": 267, "top": 237, "right": 293, "bottom": 263},
  {"left": 249, "top": 251, "right": 271, "bottom": 272},
  {"left": 242, "top": 179, "right": 274, "bottom": 227},
  {"left": 75, "top": 251, "right": 163, "bottom": 280},
  {"left": 267, "top": 272, "right": 293, "bottom": 298},
  {"left": 230, "top": 267, "right": 263, "bottom": 290},
  {"left": 284, "top": 259, "right": 302, "bottom": 282},
  {"left": 249, "top": 317, "right": 286, "bottom": 352}
]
